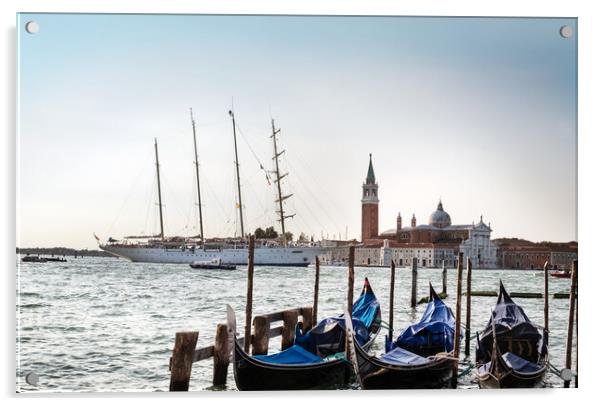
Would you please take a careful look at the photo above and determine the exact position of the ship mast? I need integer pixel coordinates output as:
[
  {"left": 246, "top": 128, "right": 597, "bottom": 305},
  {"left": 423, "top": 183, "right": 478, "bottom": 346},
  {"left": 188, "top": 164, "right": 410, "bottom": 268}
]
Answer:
[
  {"left": 271, "top": 119, "right": 295, "bottom": 247},
  {"left": 229, "top": 109, "right": 245, "bottom": 239},
  {"left": 154, "top": 138, "right": 165, "bottom": 240},
  {"left": 190, "top": 108, "right": 204, "bottom": 243}
]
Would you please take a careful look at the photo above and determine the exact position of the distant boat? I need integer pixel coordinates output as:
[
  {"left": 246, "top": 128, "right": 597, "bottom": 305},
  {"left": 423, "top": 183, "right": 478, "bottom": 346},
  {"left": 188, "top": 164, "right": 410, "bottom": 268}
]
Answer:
[
  {"left": 99, "top": 110, "right": 322, "bottom": 266},
  {"left": 45, "top": 257, "right": 67, "bottom": 262},
  {"left": 21, "top": 255, "right": 47, "bottom": 263},
  {"left": 550, "top": 270, "right": 572, "bottom": 279},
  {"left": 189, "top": 258, "right": 236, "bottom": 270}
]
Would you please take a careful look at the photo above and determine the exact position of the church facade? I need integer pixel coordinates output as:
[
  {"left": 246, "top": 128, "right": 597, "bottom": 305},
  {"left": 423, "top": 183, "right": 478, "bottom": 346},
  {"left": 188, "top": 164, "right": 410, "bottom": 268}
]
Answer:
[{"left": 359, "top": 155, "right": 497, "bottom": 269}]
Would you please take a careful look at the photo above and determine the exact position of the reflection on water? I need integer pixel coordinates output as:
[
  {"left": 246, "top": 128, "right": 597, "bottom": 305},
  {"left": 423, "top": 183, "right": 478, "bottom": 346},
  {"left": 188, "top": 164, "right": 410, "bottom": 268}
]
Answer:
[{"left": 16, "top": 257, "right": 576, "bottom": 392}]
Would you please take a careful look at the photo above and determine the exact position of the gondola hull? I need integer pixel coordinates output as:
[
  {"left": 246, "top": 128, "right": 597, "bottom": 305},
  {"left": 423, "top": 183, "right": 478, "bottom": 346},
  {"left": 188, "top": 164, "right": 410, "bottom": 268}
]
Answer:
[
  {"left": 475, "top": 354, "right": 547, "bottom": 389},
  {"left": 353, "top": 338, "right": 454, "bottom": 389},
  {"left": 233, "top": 340, "right": 349, "bottom": 390}
]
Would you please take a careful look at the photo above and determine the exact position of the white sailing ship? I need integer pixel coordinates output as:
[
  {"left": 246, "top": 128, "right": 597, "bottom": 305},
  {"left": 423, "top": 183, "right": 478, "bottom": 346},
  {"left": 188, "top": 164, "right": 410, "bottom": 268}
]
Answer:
[{"left": 98, "top": 109, "right": 322, "bottom": 266}]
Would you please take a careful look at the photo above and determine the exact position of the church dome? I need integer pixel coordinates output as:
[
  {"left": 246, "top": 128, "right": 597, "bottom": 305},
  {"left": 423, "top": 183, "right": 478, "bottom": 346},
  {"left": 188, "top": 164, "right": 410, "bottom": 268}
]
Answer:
[{"left": 428, "top": 200, "right": 451, "bottom": 228}]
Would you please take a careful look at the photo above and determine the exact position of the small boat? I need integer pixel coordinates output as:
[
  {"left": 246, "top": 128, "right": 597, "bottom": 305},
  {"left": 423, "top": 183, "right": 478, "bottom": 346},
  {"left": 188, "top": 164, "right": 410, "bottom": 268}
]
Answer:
[
  {"left": 45, "top": 257, "right": 67, "bottom": 262},
  {"left": 550, "top": 270, "right": 572, "bottom": 279},
  {"left": 21, "top": 255, "right": 47, "bottom": 263},
  {"left": 350, "top": 283, "right": 458, "bottom": 389},
  {"left": 474, "top": 281, "right": 548, "bottom": 388},
  {"left": 230, "top": 278, "right": 381, "bottom": 390},
  {"left": 189, "top": 258, "right": 236, "bottom": 270}
]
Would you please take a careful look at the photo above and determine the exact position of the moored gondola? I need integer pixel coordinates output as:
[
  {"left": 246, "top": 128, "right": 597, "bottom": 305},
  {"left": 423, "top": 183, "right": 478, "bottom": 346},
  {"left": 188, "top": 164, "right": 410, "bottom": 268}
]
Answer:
[
  {"left": 229, "top": 278, "right": 381, "bottom": 390},
  {"left": 474, "top": 281, "right": 548, "bottom": 388},
  {"left": 349, "top": 283, "right": 458, "bottom": 389}
]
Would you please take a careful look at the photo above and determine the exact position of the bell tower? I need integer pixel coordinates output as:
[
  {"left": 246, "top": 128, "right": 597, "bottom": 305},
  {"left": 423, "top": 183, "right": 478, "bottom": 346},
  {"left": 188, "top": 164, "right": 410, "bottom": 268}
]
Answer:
[{"left": 361, "top": 153, "right": 379, "bottom": 242}]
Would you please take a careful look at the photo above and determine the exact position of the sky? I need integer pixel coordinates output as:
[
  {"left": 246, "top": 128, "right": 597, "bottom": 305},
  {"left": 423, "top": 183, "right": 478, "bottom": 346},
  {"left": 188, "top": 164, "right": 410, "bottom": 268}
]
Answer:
[{"left": 16, "top": 14, "right": 577, "bottom": 249}]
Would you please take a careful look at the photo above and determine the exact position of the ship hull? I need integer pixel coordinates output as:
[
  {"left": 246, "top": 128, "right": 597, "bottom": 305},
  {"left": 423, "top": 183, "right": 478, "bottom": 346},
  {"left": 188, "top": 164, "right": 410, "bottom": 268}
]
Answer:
[{"left": 100, "top": 245, "right": 322, "bottom": 266}]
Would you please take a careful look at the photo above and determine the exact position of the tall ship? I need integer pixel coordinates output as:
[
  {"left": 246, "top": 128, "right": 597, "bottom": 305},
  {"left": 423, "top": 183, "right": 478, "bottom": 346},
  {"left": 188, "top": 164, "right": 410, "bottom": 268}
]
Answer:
[{"left": 98, "top": 109, "right": 322, "bottom": 266}]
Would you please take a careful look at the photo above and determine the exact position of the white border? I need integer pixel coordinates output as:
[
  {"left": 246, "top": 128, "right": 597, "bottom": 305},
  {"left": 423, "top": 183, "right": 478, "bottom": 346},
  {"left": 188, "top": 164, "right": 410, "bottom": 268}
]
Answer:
[{"left": 3, "top": 1, "right": 600, "bottom": 405}]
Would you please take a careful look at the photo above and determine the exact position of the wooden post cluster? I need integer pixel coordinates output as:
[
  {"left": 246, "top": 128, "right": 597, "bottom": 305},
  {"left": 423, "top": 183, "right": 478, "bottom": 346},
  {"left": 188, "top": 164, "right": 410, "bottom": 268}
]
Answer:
[
  {"left": 464, "top": 258, "right": 472, "bottom": 357},
  {"left": 452, "top": 252, "right": 464, "bottom": 387},
  {"left": 543, "top": 261, "right": 549, "bottom": 333},
  {"left": 313, "top": 256, "right": 320, "bottom": 327},
  {"left": 410, "top": 257, "right": 418, "bottom": 308},
  {"left": 389, "top": 260, "right": 396, "bottom": 342},
  {"left": 564, "top": 260, "right": 578, "bottom": 388},
  {"left": 169, "top": 331, "right": 199, "bottom": 391},
  {"left": 244, "top": 235, "right": 256, "bottom": 353}
]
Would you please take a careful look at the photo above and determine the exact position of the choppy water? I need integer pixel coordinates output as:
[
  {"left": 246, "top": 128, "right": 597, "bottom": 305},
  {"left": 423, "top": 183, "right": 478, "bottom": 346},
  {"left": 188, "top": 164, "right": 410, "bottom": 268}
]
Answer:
[{"left": 16, "top": 257, "right": 577, "bottom": 392}]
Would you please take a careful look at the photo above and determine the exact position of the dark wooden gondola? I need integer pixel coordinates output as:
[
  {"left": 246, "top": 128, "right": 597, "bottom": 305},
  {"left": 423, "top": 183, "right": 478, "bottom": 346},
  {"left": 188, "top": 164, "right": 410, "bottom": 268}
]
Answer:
[
  {"left": 347, "top": 284, "right": 457, "bottom": 389},
  {"left": 228, "top": 278, "right": 381, "bottom": 391},
  {"left": 474, "top": 281, "right": 548, "bottom": 388}
]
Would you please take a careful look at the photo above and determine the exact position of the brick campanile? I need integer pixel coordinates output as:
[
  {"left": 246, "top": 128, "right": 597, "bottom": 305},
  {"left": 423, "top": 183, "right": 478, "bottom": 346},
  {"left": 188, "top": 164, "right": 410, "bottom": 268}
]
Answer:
[{"left": 361, "top": 153, "right": 379, "bottom": 242}]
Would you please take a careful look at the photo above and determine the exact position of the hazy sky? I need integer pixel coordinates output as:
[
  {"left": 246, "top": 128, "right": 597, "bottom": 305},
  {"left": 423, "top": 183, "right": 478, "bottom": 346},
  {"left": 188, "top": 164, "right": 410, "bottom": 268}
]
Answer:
[{"left": 17, "top": 14, "right": 577, "bottom": 249}]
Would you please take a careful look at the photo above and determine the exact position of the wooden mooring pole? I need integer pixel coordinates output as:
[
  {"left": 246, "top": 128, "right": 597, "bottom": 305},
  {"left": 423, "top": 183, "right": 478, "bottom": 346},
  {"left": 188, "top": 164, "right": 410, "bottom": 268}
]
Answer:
[
  {"left": 464, "top": 258, "right": 472, "bottom": 357},
  {"left": 442, "top": 260, "right": 447, "bottom": 295},
  {"left": 169, "top": 331, "right": 199, "bottom": 391},
  {"left": 389, "top": 260, "right": 396, "bottom": 342},
  {"left": 282, "top": 309, "right": 299, "bottom": 350},
  {"left": 346, "top": 245, "right": 355, "bottom": 360},
  {"left": 452, "top": 252, "right": 464, "bottom": 388},
  {"left": 213, "top": 323, "right": 230, "bottom": 386},
  {"left": 244, "top": 235, "right": 255, "bottom": 353},
  {"left": 544, "top": 261, "right": 549, "bottom": 332},
  {"left": 564, "top": 260, "right": 578, "bottom": 388},
  {"left": 313, "top": 256, "right": 320, "bottom": 327},
  {"left": 251, "top": 315, "right": 269, "bottom": 355},
  {"left": 410, "top": 257, "right": 418, "bottom": 308},
  {"left": 347, "top": 245, "right": 355, "bottom": 316}
]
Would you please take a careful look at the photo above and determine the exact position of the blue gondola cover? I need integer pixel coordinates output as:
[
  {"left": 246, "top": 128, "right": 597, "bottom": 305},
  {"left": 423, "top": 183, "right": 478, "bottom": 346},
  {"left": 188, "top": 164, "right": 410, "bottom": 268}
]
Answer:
[
  {"left": 294, "top": 277, "right": 380, "bottom": 358},
  {"left": 380, "top": 347, "right": 430, "bottom": 366},
  {"left": 389, "top": 291, "right": 457, "bottom": 353},
  {"left": 254, "top": 344, "right": 323, "bottom": 365}
]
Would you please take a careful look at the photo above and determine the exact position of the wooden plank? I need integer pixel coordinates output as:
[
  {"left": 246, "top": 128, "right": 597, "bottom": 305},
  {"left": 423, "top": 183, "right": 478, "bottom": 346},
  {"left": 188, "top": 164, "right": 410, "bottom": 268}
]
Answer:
[
  {"left": 169, "top": 331, "right": 199, "bottom": 391},
  {"left": 192, "top": 345, "right": 214, "bottom": 363},
  {"left": 269, "top": 326, "right": 284, "bottom": 339}
]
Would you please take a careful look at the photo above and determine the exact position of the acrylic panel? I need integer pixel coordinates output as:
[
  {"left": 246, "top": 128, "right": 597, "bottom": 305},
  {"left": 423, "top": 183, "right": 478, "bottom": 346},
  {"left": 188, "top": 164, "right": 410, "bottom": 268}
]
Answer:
[{"left": 16, "top": 13, "right": 577, "bottom": 392}]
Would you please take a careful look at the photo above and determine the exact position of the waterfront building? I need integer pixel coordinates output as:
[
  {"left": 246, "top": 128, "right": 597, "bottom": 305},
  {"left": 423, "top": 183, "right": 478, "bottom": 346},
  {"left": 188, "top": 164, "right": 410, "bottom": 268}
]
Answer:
[
  {"left": 495, "top": 239, "right": 577, "bottom": 270},
  {"left": 359, "top": 155, "right": 497, "bottom": 268}
]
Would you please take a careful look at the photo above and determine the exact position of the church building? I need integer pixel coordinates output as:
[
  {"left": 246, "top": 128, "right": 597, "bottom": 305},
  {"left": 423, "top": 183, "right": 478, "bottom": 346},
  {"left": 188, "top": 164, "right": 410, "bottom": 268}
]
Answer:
[{"left": 359, "top": 155, "right": 497, "bottom": 268}]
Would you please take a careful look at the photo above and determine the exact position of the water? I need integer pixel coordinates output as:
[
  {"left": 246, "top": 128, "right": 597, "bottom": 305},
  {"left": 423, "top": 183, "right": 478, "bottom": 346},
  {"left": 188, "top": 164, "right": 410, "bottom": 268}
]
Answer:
[{"left": 16, "top": 257, "right": 577, "bottom": 392}]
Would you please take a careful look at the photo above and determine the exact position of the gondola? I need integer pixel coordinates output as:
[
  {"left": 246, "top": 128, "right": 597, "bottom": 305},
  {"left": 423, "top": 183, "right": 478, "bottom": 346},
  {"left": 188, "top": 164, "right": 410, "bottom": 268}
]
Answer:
[
  {"left": 229, "top": 278, "right": 381, "bottom": 391},
  {"left": 474, "top": 281, "right": 548, "bottom": 388},
  {"left": 349, "top": 283, "right": 458, "bottom": 389}
]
